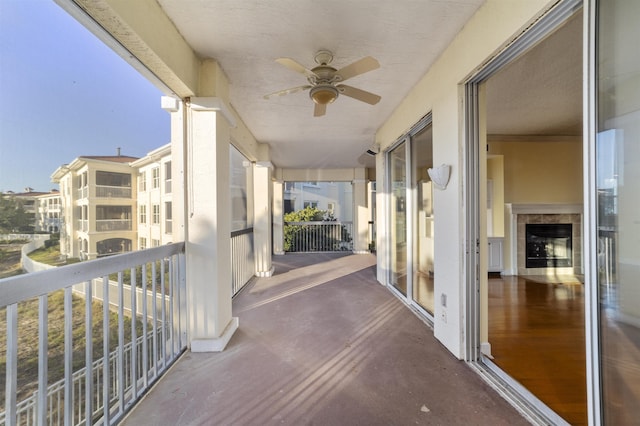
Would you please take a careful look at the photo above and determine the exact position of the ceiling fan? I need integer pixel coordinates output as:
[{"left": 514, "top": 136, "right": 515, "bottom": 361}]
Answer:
[{"left": 264, "top": 50, "right": 381, "bottom": 117}]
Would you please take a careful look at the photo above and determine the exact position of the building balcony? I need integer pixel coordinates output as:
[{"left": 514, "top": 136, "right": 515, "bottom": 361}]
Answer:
[
  {"left": 95, "top": 219, "right": 133, "bottom": 232},
  {"left": 95, "top": 185, "right": 132, "bottom": 199},
  {"left": 1, "top": 247, "right": 524, "bottom": 425}
]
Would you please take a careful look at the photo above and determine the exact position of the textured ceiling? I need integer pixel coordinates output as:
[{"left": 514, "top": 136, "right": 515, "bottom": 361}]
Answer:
[
  {"left": 486, "top": 11, "right": 582, "bottom": 137},
  {"left": 156, "top": 0, "right": 581, "bottom": 169}
]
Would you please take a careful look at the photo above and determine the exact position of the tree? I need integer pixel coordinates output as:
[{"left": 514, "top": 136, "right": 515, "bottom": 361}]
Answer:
[
  {"left": 283, "top": 206, "right": 352, "bottom": 252},
  {"left": 0, "top": 195, "right": 34, "bottom": 233}
]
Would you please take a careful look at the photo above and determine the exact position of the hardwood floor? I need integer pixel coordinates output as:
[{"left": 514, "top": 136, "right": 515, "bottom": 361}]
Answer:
[{"left": 488, "top": 275, "right": 587, "bottom": 425}]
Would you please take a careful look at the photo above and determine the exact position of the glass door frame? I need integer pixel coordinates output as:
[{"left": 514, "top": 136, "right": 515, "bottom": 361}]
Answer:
[
  {"left": 385, "top": 114, "right": 434, "bottom": 319},
  {"left": 462, "top": 0, "right": 588, "bottom": 424}
]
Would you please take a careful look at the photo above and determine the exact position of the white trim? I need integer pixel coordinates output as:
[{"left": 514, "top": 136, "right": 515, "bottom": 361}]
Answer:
[
  {"left": 255, "top": 161, "right": 274, "bottom": 170},
  {"left": 507, "top": 203, "right": 582, "bottom": 215},
  {"left": 190, "top": 317, "right": 239, "bottom": 352},
  {"left": 190, "top": 97, "right": 238, "bottom": 128},
  {"left": 255, "top": 266, "right": 275, "bottom": 278}
]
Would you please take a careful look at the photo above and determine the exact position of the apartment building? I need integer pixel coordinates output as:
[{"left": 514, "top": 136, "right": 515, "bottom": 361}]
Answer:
[
  {"left": 34, "top": 190, "right": 62, "bottom": 233},
  {"left": 131, "top": 143, "right": 173, "bottom": 249},
  {"left": 52, "top": 152, "right": 139, "bottom": 259},
  {"left": 1, "top": 188, "right": 61, "bottom": 233}
]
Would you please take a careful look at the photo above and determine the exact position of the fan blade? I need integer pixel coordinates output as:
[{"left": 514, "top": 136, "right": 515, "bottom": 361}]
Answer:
[
  {"left": 263, "top": 85, "right": 312, "bottom": 99},
  {"left": 337, "top": 85, "right": 381, "bottom": 105},
  {"left": 275, "top": 58, "right": 318, "bottom": 78},
  {"left": 314, "top": 102, "right": 327, "bottom": 117},
  {"left": 335, "top": 56, "right": 379, "bottom": 82}
]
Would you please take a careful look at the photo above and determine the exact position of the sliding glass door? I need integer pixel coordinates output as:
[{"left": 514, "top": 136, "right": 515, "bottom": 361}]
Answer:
[
  {"left": 387, "top": 117, "right": 434, "bottom": 314},
  {"left": 389, "top": 142, "right": 407, "bottom": 295},
  {"left": 596, "top": 0, "right": 640, "bottom": 422}
]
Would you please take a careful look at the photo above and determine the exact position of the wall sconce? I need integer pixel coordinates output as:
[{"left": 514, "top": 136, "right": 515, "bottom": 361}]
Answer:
[{"left": 427, "top": 164, "right": 451, "bottom": 190}]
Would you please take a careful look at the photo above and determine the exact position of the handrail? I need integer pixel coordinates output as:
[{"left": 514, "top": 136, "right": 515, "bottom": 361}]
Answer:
[
  {"left": 1, "top": 242, "right": 187, "bottom": 426},
  {"left": 0, "top": 243, "right": 185, "bottom": 308},
  {"left": 231, "top": 227, "right": 254, "bottom": 238}
]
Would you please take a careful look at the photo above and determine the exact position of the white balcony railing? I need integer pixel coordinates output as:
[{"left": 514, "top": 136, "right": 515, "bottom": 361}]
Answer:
[
  {"left": 95, "top": 185, "right": 132, "bottom": 198},
  {"left": 230, "top": 228, "right": 254, "bottom": 296},
  {"left": 77, "top": 187, "right": 88, "bottom": 199},
  {"left": 77, "top": 219, "right": 89, "bottom": 232},
  {"left": 284, "top": 221, "right": 353, "bottom": 253},
  {"left": 96, "top": 219, "right": 132, "bottom": 232},
  {"left": 0, "top": 243, "right": 187, "bottom": 426}
]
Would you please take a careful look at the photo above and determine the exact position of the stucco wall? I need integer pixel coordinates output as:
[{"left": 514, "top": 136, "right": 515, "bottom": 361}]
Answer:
[{"left": 375, "top": 0, "right": 555, "bottom": 358}]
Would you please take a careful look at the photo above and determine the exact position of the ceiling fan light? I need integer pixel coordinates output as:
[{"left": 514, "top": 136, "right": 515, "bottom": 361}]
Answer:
[{"left": 310, "top": 85, "right": 339, "bottom": 105}]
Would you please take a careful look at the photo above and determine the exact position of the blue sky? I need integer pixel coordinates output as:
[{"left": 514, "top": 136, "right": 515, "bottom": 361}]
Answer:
[{"left": 0, "top": 0, "right": 170, "bottom": 193}]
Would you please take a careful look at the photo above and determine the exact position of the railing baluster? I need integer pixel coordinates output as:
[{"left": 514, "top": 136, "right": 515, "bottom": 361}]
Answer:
[
  {"left": 117, "top": 271, "right": 125, "bottom": 416},
  {"left": 84, "top": 280, "right": 93, "bottom": 425},
  {"left": 131, "top": 267, "right": 138, "bottom": 402},
  {"left": 169, "top": 257, "right": 175, "bottom": 356},
  {"left": 161, "top": 259, "right": 166, "bottom": 370},
  {"left": 5, "top": 304, "right": 18, "bottom": 426},
  {"left": 38, "top": 294, "right": 48, "bottom": 426},
  {"left": 64, "top": 287, "right": 72, "bottom": 426},
  {"left": 151, "top": 261, "right": 158, "bottom": 378},
  {"left": 102, "top": 276, "right": 110, "bottom": 424},
  {"left": 141, "top": 263, "right": 149, "bottom": 388}
]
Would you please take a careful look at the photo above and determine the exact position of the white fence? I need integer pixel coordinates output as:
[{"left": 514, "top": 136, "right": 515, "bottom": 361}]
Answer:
[
  {"left": 283, "top": 221, "right": 354, "bottom": 253},
  {"left": 19, "top": 236, "right": 54, "bottom": 273}
]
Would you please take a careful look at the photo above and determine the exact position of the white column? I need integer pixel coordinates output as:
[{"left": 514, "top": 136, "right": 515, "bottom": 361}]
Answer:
[
  {"left": 254, "top": 162, "right": 274, "bottom": 276},
  {"left": 272, "top": 180, "right": 285, "bottom": 255},
  {"left": 353, "top": 169, "right": 370, "bottom": 254},
  {"left": 185, "top": 96, "right": 238, "bottom": 352},
  {"left": 161, "top": 96, "right": 185, "bottom": 243}
]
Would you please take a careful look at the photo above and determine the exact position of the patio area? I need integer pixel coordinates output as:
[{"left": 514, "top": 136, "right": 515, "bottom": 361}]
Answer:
[{"left": 122, "top": 253, "right": 528, "bottom": 425}]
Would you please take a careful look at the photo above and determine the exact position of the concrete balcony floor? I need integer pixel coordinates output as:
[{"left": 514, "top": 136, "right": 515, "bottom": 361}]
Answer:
[{"left": 122, "top": 253, "right": 528, "bottom": 425}]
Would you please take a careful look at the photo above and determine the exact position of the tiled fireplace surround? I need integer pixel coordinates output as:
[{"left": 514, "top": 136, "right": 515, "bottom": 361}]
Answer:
[{"left": 506, "top": 204, "right": 583, "bottom": 276}]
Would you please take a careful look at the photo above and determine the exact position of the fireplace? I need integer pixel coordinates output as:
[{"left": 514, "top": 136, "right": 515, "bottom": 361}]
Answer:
[
  {"left": 506, "top": 204, "right": 583, "bottom": 276},
  {"left": 525, "top": 223, "right": 572, "bottom": 268}
]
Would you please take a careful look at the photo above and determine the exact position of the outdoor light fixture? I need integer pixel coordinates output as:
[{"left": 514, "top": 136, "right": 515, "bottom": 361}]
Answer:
[
  {"left": 309, "top": 84, "right": 339, "bottom": 105},
  {"left": 428, "top": 164, "right": 452, "bottom": 190}
]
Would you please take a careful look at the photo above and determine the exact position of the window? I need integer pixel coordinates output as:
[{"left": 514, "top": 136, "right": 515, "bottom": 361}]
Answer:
[
  {"left": 164, "top": 161, "right": 172, "bottom": 193},
  {"left": 303, "top": 201, "right": 318, "bottom": 209},
  {"left": 139, "top": 171, "right": 147, "bottom": 192},
  {"left": 139, "top": 205, "right": 147, "bottom": 224},
  {"left": 152, "top": 204, "right": 160, "bottom": 224},
  {"left": 151, "top": 239, "right": 160, "bottom": 247},
  {"left": 165, "top": 202, "right": 172, "bottom": 234},
  {"left": 139, "top": 237, "right": 147, "bottom": 250},
  {"left": 152, "top": 167, "right": 160, "bottom": 189}
]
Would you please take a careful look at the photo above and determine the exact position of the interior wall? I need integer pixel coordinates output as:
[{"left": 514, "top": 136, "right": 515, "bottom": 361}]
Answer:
[
  {"left": 488, "top": 138, "right": 583, "bottom": 205},
  {"left": 375, "top": 0, "right": 552, "bottom": 358},
  {"left": 487, "top": 155, "right": 505, "bottom": 237}
]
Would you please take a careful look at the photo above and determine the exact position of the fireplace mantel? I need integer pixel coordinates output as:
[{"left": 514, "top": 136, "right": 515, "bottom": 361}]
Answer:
[
  {"left": 507, "top": 203, "right": 583, "bottom": 215},
  {"left": 505, "top": 204, "right": 583, "bottom": 276}
]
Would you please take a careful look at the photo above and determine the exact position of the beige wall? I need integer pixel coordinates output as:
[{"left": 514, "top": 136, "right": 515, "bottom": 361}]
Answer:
[{"left": 488, "top": 138, "right": 583, "bottom": 205}]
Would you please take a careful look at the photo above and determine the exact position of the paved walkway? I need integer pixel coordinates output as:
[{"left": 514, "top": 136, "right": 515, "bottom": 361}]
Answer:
[{"left": 123, "top": 253, "right": 529, "bottom": 425}]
